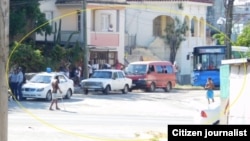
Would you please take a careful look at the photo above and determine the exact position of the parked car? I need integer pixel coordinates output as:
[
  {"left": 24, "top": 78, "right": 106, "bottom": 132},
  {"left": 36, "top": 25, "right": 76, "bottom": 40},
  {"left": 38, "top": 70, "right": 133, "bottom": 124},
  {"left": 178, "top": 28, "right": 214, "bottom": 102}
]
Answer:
[
  {"left": 80, "top": 69, "right": 132, "bottom": 95},
  {"left": 22, "top": 72, "right": 74, "bottom": 101},
  {"left": 125, "top": 61, "right": 176, "bottom": 92}
]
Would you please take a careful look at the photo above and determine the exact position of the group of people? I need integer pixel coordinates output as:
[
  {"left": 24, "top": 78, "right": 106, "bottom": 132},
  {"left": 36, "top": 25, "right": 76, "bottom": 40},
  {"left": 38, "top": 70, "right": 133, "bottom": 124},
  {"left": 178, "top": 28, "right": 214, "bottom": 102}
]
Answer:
[{"left": 9, "top": 67, "right": 25, "bottom": 101}]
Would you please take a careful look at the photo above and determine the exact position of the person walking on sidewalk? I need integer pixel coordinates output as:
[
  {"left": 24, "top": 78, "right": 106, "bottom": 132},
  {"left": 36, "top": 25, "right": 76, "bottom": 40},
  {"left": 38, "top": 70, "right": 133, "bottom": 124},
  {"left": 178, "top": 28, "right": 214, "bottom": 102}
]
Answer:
[
  {"left": 205, "top": 77, "right": 215, "bottom": 104},
  {"left": 49, "top": 76, "right": 62, "bottom": 110}
]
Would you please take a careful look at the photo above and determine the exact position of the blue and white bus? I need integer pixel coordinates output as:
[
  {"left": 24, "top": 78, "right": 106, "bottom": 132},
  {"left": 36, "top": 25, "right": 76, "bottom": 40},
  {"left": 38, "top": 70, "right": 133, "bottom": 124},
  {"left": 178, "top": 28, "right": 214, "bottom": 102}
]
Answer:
[{"left": 190, "top": 45, "right": 250, "bottom": 87}]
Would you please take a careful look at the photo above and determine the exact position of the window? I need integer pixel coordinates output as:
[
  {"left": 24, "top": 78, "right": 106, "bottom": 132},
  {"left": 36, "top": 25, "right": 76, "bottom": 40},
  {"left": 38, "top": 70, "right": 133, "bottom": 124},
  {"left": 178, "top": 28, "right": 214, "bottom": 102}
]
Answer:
[
  {"left": 59, "top": 75, "right": 67, "bottom": 83},
  {"left": 44, "top": 11, "right": 53, "bottom": 30},
  {"left": 101, "top": 14, "right": 111, "bottom": 32},
  {"left": 118, "top": 72, "right": 125, "bottom": 78},
  {"left": 193, "top": 54, "right": 225, "bottom": 70},
  {"left": 113, "top": 72, "right": 118, "bottom": 79},
  {"left": 166, "top": 66, "right": 173, "bottom": 74},
  {"left": 155, "top": 65, "right": 163, "bottom": 73},
  {"left": 149, "top": 65, "right": 155, "bottom": 72}
]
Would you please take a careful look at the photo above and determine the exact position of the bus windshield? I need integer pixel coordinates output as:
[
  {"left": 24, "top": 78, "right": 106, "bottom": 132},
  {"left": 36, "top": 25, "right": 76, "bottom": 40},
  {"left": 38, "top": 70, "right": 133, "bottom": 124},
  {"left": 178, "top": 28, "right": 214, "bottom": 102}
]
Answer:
[
  {"left": 125, "top": 64, "right": 147, "bottom": 75},
  {"left": 193, "top": 54, "right": 225, "bottom": 70}
]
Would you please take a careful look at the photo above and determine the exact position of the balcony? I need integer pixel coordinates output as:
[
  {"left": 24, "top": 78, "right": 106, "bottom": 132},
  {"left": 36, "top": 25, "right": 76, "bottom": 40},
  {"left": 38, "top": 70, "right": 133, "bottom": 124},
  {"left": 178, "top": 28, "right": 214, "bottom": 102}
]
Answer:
[
  {"left": 56, "top": 0, "right": 82, "bottom": 4},
  {"left": 126, "top": 0, "right": 213, "bottom": 3},
  {"left": 56, "top": 0, "right": 127, "bottom": 5},
  {"left": 90, "top": 32, "right": 119, "bottom": 47},
  {"left": 42, "top": 31, "right": 119, "bottom": 47}
]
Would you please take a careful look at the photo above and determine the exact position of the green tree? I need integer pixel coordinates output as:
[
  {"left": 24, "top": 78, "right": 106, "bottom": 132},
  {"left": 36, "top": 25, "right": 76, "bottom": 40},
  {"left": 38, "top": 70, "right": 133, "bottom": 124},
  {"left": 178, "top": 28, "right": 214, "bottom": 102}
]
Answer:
[
  {"left": 212, "top": 32, "right": 226, "bottom": 45},
  {"left": 10, "top": 0, "right": 52, "bottom": 43},
  {"left": 235, "top": 24, "right": 250, "bottom": 46},
  {"left": 162, "top": 17, "right": 188, "bottom": 63},
  {"left": 9, "top": 42, "right": 46, "bottom": 72}
]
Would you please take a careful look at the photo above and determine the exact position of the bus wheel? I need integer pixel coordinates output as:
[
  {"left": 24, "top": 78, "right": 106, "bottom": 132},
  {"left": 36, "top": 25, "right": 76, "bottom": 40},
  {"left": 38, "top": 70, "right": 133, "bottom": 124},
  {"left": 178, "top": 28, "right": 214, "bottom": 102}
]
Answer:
[
  {"left": 148, "top": 83, "right": 155, "bottom": 92},
  {"left": 164, "top": 82, "right": 171, "bottom": 92}
]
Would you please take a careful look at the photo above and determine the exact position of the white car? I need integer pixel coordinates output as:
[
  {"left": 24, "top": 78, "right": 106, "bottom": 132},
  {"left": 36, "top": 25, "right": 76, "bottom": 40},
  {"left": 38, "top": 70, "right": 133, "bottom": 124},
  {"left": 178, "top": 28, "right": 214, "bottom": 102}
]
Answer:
[
  {"left": 193, "top": 102, "right": 220, "bottom": 125},
  {"left": 22, "top": 72, "right": 74, "bottom": 101},
  {"left": 80, "top": 69, "right": 132, "bottom": 95}
]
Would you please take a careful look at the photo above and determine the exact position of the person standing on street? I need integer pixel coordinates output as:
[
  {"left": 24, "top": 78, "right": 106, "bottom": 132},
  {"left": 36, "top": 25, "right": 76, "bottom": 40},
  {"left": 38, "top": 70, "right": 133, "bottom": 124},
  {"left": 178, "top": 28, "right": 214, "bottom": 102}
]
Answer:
[
  {"left": 17, "top": 67, "right": 24, "bottom": 101},
  {"left": 9, "top": 68, "right": 18, "bottom": 100},
  {"left": 205, "top": 77, "right": 215, "bottom": 104},
  {"left": 49, "top": 76, "right": 62, "bottom": 111}
]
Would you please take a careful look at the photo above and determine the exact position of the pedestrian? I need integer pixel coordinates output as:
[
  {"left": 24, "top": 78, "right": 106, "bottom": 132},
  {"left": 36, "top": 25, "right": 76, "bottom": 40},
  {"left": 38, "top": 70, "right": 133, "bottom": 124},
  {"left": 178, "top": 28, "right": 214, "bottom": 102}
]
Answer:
[
  {"left": 16, "top": 67, "right": 24, "bottom": 101},
  {"left": 205, "top": 77, "right": 215, "bottom": 104},
  {"left": 49, "top": 76, "right": 62, "bottom": 111},
  {"left": 114, "top": 59, "right": 123, "bottom": 70},
  {"left": 88, "top": 61, "right": 93, "bottom": 78},
  {"left": 108, "top": 24, "right": 113, "bottom": 32},
  {"left": 9, "top": 68, "right": 18, "bottom": 100}
]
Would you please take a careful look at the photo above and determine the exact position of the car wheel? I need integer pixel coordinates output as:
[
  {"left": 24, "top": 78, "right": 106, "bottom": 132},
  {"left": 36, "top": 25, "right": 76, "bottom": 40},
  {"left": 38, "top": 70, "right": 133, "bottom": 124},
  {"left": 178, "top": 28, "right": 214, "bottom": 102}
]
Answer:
[
  {"left": 65, "top": 89, "right": 72, "bottom": 99},
  {"left": 148, "top": 83, "right": 155, "bottom": 92},
  {"left": 46, "top": 91, "right": 52, "bottom": 101},
  {"left": 83, "top": 89, "right": 88, "bottom": 95},
  {"left": 122, "top": 85, "right": 129, "bottom": 94},
  {"left": 164, "top": 82, "right": 171, "bottom": 92},
  {"left": 103, "top": 85, "right": 110, "bottom": 95}
]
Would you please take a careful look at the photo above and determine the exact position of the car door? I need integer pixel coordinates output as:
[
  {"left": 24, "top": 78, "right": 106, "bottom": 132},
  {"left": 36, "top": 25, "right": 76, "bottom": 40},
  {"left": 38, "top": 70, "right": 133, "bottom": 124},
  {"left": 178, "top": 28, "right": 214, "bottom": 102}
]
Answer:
[
  {"left": 111, "top": 72, "right": 120, "bottom": 90},
  {"left": 117, "top": 71, "right": 126, "bottom": 89}
]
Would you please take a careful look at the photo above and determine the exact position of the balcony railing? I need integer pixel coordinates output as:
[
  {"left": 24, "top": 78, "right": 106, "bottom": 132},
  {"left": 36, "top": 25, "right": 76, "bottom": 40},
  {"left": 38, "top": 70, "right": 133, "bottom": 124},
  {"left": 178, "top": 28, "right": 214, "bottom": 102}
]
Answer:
[
  {"left": 56, "top": 0, "right": 127, "bottom": 4},
  {"left": 126, "top": 0, "right": 213, "bottom": 3},
  {"left": 56, "top": 0, "right": 82, "bottom": 4}
]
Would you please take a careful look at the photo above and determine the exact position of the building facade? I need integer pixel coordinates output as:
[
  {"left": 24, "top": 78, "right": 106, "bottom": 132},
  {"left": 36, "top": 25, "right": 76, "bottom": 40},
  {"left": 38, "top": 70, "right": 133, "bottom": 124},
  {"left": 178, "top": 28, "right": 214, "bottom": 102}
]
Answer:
[
  {"left": 37, "top": 0, "right": 126, "bottom": 67},
  {"left": 125, "top": 0, "right": 213, "bottom": 84}
]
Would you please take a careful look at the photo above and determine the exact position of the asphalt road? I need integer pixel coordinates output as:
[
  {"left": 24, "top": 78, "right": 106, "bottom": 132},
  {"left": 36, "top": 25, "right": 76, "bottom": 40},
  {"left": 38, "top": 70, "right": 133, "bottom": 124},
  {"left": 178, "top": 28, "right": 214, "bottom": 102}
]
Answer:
[{"left": 8, "top": 89, "right": 220, "bottom": 141}]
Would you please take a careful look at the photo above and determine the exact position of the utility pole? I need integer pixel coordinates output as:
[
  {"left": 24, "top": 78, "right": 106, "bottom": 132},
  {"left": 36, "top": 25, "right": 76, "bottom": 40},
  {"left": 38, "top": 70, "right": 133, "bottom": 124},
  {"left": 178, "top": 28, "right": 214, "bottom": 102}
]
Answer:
[
  {"left": 0, "top": 0, "right": 9, "bottom": 141},
  {"left": 224, "top": 0, "right": 235, "bottom": 59},
  {"left": 82, "top": 0, "right": 88, "bottom": 79}
]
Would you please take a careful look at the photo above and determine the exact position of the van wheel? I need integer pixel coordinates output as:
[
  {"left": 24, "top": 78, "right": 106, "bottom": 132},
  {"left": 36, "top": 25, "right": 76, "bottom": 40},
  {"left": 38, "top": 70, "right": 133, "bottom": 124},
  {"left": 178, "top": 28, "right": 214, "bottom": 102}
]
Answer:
[
  {"left": 148, "top": 83, "right": 155, "bottom": 92},
  {"left": 164, "top": 82, "right": 171, "bottom": 92}
]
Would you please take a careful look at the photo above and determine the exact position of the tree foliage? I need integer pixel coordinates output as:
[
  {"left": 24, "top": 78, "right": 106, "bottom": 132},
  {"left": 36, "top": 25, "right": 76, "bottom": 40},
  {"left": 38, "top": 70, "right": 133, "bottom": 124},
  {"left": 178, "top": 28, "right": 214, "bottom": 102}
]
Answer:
[
  {"left": 10, "top": 0, "right": 52, "bottom": 42},
  {"left": 9, "top": 42, "right": 46, "bottom": 72},
  {"left": 212, "top": 32, "right": 226, "bottom": 45},
  {"left": 162, "top": 17, "right": 188, "bottom": 63},
  {"left": 235, "top": 24, "right": 250, "bottom": 46}
]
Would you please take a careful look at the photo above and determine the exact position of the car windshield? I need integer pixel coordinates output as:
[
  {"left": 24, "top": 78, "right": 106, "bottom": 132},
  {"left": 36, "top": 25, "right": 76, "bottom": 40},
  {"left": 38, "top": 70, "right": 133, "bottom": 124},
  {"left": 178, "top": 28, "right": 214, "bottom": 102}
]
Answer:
[
  {"left": 29, "top": 75, "right": 52, "bottom": 83},
  {"left": 91, "top": 71, "right": 112, "bottom": 79},
  {"left": 125, "top": 64, "right": 147, "bottom": 75}
]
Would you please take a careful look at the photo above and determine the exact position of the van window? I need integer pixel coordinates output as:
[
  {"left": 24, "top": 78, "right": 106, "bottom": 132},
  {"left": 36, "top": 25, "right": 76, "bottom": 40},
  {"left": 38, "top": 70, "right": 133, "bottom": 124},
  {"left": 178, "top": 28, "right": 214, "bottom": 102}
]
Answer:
[
  {"left": 166, "top": 65, "right": 173, "bottom": 73},
  {"left": 156, "top": 65, "right": 163, "bottom": 73},
  {"left": 149, "top": 65, "right": 155, "bottom": 72},
  {"left": 162, "top": 66, "right": 167, "bottom": 73},
  {"left": 126, "top": 64, "right": 147, "bottom": 74}
]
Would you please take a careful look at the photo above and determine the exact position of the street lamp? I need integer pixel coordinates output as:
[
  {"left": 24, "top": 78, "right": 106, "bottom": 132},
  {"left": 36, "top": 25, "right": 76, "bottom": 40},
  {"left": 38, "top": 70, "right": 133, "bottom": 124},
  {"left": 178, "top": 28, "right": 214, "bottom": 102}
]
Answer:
[{"left": 216, "top": 17, "right": 226, "bottom": 31}]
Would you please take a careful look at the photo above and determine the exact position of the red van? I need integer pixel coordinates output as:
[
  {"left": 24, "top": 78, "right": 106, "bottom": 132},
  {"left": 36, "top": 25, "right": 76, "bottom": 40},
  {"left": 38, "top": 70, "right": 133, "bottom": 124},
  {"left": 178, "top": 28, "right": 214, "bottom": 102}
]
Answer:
[{"left": 125, "top": 61, "right": 176, "bottom": 92}]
